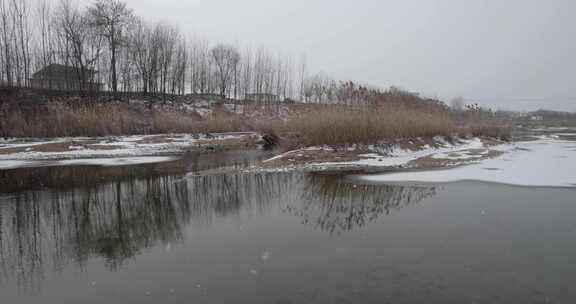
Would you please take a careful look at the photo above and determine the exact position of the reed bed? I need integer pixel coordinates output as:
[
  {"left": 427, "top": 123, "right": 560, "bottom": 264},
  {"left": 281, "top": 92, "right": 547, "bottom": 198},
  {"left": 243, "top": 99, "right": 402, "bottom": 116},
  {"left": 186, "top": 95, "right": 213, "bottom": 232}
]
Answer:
[
  {"left": 270, "top": 107, "right": 455, "bottom": 148},
  {"left": 0, "top": 101, "right": 508, "bottom": 146}
]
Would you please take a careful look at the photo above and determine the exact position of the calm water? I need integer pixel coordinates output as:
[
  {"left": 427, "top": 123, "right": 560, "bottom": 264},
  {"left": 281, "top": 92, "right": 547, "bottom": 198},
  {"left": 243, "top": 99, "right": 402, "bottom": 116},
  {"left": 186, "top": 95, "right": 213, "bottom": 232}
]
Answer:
[{"left": 1, "top": 150, "right": 576, "bottom": 303}]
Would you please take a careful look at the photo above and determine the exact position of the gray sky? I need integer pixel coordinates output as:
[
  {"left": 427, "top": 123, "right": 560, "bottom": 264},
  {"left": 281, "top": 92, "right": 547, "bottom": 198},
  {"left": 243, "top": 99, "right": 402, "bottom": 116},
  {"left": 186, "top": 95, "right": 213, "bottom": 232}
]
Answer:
[{"left": 82, "top": 0, "right": 576, "bottom": 111}]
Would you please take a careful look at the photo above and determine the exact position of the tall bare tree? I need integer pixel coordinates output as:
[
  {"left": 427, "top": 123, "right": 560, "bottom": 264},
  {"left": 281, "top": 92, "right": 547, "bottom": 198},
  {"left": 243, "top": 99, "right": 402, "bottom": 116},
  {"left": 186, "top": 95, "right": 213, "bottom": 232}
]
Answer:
[
  {"left": 54, "top": 0, "right": 104, "bottom": 91},
  {"left": 0, "top": 0, "right": 310, "bottom": 103},
  {"left": 0, "top": 0, "right": 13, "bottom": 86},
  {"left": 211, "top": 44, "right": 240, "bottom": 97},
  {"left": 87, "top": 0, "right": 133, "bottom": 93}
]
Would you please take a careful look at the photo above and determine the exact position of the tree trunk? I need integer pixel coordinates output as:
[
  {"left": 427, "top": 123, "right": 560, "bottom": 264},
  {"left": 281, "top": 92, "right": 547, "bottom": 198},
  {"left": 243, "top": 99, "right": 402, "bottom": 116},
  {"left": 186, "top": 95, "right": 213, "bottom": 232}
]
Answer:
[{"left": 111, "top": 28, "right": 118, "bottom": 93}]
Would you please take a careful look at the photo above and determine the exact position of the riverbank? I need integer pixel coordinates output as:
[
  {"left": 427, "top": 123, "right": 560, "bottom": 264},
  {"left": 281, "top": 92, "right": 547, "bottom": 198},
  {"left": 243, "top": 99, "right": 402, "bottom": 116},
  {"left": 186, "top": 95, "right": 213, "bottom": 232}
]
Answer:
[
  {"left": 354, "top": 133, "right": 576, "bottom": 188},
  {"left": 0, "top": 132, "right": 260, "bottom": 169},
  {"left": 0, "top": 132, "right": 507, "bottom": 172},
  {"left": 0, "top": 90, "right": 513, "bottom": 171},
  {"left": 245, "top": 136, "right": 507, "bottom": 173}
]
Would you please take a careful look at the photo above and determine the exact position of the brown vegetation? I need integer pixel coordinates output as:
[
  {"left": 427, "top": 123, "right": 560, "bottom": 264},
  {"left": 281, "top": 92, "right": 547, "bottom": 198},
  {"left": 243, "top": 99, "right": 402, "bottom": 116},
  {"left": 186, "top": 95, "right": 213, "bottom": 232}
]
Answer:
[
  {"left": 269, "top": 107, "right": 455, "bottom": 149},
  {"left": 1, "top": 102, "right": 149, "bottom": 137},
  {"left": 465, "top": 124, "right": 513, "bottom": 141},
  {"left": 1, "top": 99, "right": 510, "bottom": 150}
]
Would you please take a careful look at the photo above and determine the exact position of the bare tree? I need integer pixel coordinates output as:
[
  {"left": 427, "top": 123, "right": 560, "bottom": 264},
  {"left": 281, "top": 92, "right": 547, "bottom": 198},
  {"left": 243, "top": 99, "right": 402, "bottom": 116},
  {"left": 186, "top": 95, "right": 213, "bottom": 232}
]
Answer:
[
  {"left": 240, "top": 47, "right": 252, "bottom": 98},
  {"left": 11, "top": 0, "right": 32, "bottom": 87},
  {"left": 0, "top": 0, "right": 307, "bottom": 102},
  {"left": 54, "top": 0, "right": 104, "bottom": 91},
  {"left": 0, "top": 0, "right": 13, "bottom": 85},
  {"left": 299, "top": 52, "right": 307, "bottom": 102},
  {"left": 211, "top": 43, "right": 240, "bottom": 97},
  {"left": 36, "top": 0, "right": 55, "bottom": 82},
  {"left": 128, "top": 17, "right": 152, "bottom": 93},
  {"left": 87, "top": 0, "right": 133, "bottom": 93}
]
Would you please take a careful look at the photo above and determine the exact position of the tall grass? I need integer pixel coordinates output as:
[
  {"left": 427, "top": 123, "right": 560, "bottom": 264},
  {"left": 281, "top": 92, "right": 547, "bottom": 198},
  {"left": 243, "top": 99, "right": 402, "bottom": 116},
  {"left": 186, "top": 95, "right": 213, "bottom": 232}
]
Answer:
[
  {"left": 269, "top": 107, "right": 455, "bottom": 148},
  {"left": 1, "top": 103, "right": 147, "bottom": 137},
  {"left": 0, "top": 101, "right": 508, "bottom": 145}
]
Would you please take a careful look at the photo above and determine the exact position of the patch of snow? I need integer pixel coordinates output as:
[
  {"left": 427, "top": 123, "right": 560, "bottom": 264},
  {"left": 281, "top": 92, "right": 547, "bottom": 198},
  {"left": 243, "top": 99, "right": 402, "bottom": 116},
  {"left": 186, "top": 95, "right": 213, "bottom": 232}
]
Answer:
[
  {"left": 0, "top": 160, "right": 37, "bottom": 170},
  {"left": 194, "top": 107, "right": 213, "bottom": 117},
  {"left": 431, "top": 148, "right": 490, "bottom": 160},
  {"left": 531, "top": 127, "right": 571, "bottom": 132},
  {"left": 263, "top": 154, "right": 286, "bottom": 163},
  {"left": 308, "top": 138, "right": 487, "bottom": 168},
  {"left": 0, "top": 132, "right": 252, "bottom": 168},
  {"left": 356, "top": 136, "right": 576, "bottom": 188},
  {"left": 0, "top": 156, "right": 177, "bottom": 170}
]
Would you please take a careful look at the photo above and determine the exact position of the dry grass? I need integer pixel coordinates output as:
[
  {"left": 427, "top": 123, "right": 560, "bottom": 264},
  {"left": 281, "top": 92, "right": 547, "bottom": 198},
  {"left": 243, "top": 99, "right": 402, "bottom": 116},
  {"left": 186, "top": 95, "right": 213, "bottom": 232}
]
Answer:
[
  {"left": 0, "top": 101, "right": 510, "bottom": 146},
  {"left": 0, "top": 102, "right": 249, "bottom": 138},
  {"left": 269, "top": 107, "right": 455, "bottom": 149},
  {"left": 1, "top": 103, "right": 148, "bottom": 137},
  {"left": 465, "top": 124, "right": 513, "bottom": 141}
]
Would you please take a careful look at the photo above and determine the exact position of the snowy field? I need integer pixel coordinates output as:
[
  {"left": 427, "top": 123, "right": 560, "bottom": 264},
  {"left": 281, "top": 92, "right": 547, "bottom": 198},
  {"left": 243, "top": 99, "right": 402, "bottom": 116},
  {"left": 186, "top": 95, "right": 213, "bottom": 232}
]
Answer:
[{"left": 355, "top": 132, "right": 576, "bottom": 188}]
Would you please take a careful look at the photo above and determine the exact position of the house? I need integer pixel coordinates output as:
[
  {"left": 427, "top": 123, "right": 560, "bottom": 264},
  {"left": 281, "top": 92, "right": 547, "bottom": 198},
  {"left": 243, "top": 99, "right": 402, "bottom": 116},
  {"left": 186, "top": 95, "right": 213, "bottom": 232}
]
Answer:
[
  {"left": 30, "top": 64, "right": 103, "bottom": 91},
  {"left": 245, "top": 93, "right": 279, "bottom": 103},
  {"left": 530, "top": 115, "right": 544, "bottom": 121}
]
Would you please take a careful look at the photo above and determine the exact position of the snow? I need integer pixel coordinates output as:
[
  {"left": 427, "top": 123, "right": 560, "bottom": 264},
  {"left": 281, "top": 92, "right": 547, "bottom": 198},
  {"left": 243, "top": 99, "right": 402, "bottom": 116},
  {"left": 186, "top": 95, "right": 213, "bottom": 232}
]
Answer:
[
  {"left": 0, "top": 145, "right": 176, "bottom": 161},
  {"left": 0, "top": 160, "right": 37, "bottom": 170},
  {"left": 431, "top": 148, "right": 490, "bottom": 160},
  {"left": 307, "top": 137, "right": 486, "bottom": 169},
  {"left": 0, "top": 139, "right": 69, "bottom": 149},
  {"left": 194, "top": 107, "right": 213, "bottom": 117},
  {"left": 356, "top": 136, "right": 576, "bottom": 188},
  {"left": 0, "top": 156, "right": 177, "bottom": 170},
  {"left": 0, "top": 132, "right": 255, "bottom": 169}
]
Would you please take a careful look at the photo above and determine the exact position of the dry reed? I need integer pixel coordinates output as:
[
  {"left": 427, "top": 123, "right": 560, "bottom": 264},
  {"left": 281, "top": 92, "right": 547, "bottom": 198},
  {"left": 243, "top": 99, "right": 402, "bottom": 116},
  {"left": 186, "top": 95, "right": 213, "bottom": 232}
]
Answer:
[{"left": 1, "top": 102, "right": 508, "bottom": 145}]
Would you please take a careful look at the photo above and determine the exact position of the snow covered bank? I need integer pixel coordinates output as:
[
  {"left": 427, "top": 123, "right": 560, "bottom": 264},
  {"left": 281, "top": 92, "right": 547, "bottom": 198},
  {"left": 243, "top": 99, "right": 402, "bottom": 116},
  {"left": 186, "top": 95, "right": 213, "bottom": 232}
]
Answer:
[
  {"left": 0, "top": 132, "right": 260, "bottom": 170},
  {"left": 0, "top": 157, "right": 178, "bottom": 170},
  {"left": 307, "top": 137, "right": 487, "bottom": 169},
  {"left": 251, "top": 137, "right": 505, "bottom": 173},
  {"left": 355, "top": 136, "right": 576, "bottom": 188}
]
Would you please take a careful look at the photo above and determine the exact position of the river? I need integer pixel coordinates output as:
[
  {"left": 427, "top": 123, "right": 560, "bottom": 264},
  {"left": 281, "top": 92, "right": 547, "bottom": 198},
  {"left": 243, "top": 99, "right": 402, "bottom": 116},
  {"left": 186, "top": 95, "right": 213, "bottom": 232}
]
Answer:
[{"left": 0, "top": 139, "right": 575, "bottom": 303}]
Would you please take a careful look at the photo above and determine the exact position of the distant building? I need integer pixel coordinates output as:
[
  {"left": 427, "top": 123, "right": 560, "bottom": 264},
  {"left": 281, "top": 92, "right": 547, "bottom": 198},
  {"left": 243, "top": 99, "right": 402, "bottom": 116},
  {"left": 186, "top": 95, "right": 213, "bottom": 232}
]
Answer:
[
  {"left": 30, "top": 64, "right": 103, "bottom": 91},
  {"left": 530, "top": 115, "right": 544, "bottom": 121},
  {"left": 245, "top": 93, "right": 279, "bottom": 103}
]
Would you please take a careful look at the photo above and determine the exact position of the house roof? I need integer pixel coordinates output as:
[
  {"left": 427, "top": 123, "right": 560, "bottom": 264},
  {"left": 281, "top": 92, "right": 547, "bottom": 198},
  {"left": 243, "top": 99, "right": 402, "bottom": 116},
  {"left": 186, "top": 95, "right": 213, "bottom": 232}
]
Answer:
[{"left": 33, "top": 64, "right": 97, "bottom": 79}]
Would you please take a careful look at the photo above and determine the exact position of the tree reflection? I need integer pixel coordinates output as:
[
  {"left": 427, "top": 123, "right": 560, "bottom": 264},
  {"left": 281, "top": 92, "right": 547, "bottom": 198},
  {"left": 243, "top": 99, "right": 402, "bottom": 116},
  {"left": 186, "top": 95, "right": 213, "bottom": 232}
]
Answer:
[
  {"left": 0, "top": 169, "right": 436, "bottom": 289},
  {"left": 286, "top": 174, "right": 437, "bottom": 234}
]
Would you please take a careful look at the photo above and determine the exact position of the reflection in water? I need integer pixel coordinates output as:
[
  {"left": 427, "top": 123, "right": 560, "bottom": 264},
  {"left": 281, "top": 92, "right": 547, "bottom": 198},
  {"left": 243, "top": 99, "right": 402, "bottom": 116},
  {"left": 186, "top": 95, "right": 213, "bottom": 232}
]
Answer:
[
  {"left": 0, "top": 149, "right": 274, "bottom": 194},
  {"left": 291, "top": 175, "right": 437, "bottom": 234},
  {"left": 0, "top": 176, "right": 190, "bottom": 290},
  {"left": 0, "top": 168, "right": 436, "bottom": 290}
]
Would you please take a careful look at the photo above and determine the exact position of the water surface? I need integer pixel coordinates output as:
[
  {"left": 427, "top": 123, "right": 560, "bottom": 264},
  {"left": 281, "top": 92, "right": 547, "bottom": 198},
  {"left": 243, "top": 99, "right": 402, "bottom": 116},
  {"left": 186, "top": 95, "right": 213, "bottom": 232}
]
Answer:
[{"left": 1, "top": 149, "right": 575, "bottom": 303}]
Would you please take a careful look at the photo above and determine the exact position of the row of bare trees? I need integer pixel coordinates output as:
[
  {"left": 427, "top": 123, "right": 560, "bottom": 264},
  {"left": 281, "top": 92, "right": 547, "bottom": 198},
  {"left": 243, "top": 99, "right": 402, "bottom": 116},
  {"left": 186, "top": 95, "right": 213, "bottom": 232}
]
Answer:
[
  {"left": 0, "top": 0, "right": 33, "bottom": 88},
  {"left": 0, "top": 0, "right": 438, "bottom": 108},
  {"left": 0, "top": 0, "right": 318, "bottom": 101}
]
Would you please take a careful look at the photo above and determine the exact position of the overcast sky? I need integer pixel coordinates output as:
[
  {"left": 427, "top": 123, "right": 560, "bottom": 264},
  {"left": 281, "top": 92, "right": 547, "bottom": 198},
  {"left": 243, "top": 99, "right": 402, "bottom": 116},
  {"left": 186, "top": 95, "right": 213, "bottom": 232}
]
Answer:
[{"left": 80, "top": 0, "right": 576, "bottom": 111}]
